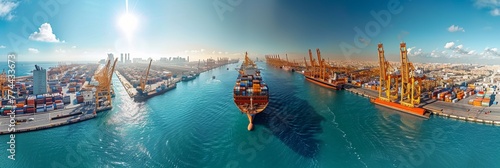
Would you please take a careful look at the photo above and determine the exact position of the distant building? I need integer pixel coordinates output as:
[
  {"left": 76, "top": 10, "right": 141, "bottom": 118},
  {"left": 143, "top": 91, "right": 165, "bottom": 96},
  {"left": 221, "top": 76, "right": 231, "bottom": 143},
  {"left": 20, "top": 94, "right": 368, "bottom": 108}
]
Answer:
[
  {"left": 33, "top": 65, "right": 47, "bottom": 95},
  {"left": 107, "top": 53, "right": 114, "bottom": 62},
  {"left": 160, "top": 57, "right": 169, "bottom": 62},
  {"left": 207, "top": 58, "right": 216, "bottom": 68},
  {"left": 171, "top": 56, "right": 187, "bottom": 64},
  {"left": 98, "top": 59, "right": 106, "bottom": 64},
  {"left": 133, "top": 58, "right": 143, "bottom": 63},
  {"left": 121, "top": 53, "right": 124, "bottom": 63}
]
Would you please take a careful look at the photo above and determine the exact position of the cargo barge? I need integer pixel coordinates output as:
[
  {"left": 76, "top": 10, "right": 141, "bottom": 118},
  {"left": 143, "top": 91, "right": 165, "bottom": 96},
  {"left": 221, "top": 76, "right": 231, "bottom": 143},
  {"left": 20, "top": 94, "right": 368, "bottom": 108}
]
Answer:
[
  {"left": 303, "top": 49, "right": 347, "bottom": 90},
  {"left": 305, "top": 75, "right": 344, "bottom": 90},
  {"left": 134, "top": 83, "right": 176, "bottom": 102},
  {"left": 233, "top": 52, "right": 269, "bottom": 131}
]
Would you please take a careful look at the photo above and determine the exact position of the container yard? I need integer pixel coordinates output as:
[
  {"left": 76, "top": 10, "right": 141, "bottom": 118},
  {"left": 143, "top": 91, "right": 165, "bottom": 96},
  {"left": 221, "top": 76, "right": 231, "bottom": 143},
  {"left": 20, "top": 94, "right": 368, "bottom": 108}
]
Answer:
[
  {"left": 0, "top": 60, "right": 117, "bottom": 134},
  {"left": 115, "top": 57, "right": 238, "bottom": 101},
  {"left": 261, "top": 41, "right": 500, "bottom": 124},
  {"left": 339, "top": 42, "right": 500, "bottom": 123}
]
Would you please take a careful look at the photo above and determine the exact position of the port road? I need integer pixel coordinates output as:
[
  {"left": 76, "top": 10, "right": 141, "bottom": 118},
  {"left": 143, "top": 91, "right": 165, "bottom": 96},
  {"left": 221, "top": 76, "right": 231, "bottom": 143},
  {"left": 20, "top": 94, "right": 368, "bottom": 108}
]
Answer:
[{"left": 0, "top": 104, "right": 95, "bottom": 134}]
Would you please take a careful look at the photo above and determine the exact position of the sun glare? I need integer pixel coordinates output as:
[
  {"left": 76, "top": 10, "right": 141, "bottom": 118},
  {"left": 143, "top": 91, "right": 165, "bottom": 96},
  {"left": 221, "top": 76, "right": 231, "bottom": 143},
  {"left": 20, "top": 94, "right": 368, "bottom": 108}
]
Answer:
[{"left": 119, "top": 13, "right": 138, "bottom": 38}]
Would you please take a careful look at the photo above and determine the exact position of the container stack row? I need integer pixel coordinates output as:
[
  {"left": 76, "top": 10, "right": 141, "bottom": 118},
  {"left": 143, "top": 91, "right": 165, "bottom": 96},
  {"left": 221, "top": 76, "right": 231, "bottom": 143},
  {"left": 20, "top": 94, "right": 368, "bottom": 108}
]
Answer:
[{"left": 234, "top": 75, "right": 268, "bottom": 96}]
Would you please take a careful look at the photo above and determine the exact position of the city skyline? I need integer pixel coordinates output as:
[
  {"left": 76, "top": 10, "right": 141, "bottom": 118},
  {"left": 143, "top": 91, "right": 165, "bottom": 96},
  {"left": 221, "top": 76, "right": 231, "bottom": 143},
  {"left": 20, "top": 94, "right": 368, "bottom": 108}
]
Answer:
[{"left": 0, "top": 0, "right": 499, "bottom": 64}]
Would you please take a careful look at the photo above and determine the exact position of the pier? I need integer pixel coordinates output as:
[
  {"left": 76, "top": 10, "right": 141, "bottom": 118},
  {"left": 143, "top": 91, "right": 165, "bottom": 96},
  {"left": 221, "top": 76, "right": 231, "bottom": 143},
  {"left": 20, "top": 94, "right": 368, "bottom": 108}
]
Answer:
[
  {"left": 0, "top": 104, "right": 97, "bottom": 135},
  {"left": 346, "top": 86, "right": 500, "bottom": 125}
]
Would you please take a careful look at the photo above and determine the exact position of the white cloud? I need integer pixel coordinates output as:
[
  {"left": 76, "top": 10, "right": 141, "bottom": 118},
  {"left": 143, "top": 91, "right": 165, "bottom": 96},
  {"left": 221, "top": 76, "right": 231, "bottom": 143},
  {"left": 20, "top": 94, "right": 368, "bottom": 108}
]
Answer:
[
  {"left": 55, "top": 49, "right": 66, "bottom": 53},
  {"left": 28, "top": 48, "right": 39, "bottom": 54},
  {"left": 407, "top": 47, "right": 424, "bottom": 57},
  {"left": 444, "top": 42, "right": 455, "bottom": 49},
  {"left": 29, "top": 23, "right": 61, "bottom": 42},
  {"left": 407, "top": 47, "right": 415, "bottom": 53},
  {"left": 448, "top": 25, "right": 465, "bottom": 32},
  {"left": 491, "top": 8, "right": 500, "bottom": 16},
  {"left": 0, "top": 0, "right": 19, "bottom": 21},
  {"left": 443, "top": 42, "right": 475, "bottom": 57},
  {"left": 475, "top": 0, "right": 500, "bottom": 7},
  {"left": 0, "top": 45, "right": 5, "bottom": 49},
  {"left": 358, "top": 37, "right": 370, "bottom": 45},
  {"left": 71, "top": 46, "right": 76, "bottom": 49},
  {"left": 474, "top": 0, "right": 500, "bottom": 16}
]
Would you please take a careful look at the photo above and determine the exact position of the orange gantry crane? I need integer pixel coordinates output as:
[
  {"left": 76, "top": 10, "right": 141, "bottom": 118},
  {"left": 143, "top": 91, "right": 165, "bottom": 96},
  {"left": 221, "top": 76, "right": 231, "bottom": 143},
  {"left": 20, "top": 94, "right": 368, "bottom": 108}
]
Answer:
[
  {"left": 0, "top": 70, "right": 11, "bottom": 99},
  {"left": 372, "top": 42, "right": 428, "bottom": 118},
  {"left": 137, "top": 59, "right": 153, "bottom": 94},
  {"left": 265, "top": 54, "right": 300, "bottom": 70},
  {"left": 377, "top": 43, "right": 400, "bottom": 102},
  {"left": 94, "top": 58, "right": 118, "bottom": 110},
  {"left": 399, "top": 42, "right": 425, "bottom": 107}
]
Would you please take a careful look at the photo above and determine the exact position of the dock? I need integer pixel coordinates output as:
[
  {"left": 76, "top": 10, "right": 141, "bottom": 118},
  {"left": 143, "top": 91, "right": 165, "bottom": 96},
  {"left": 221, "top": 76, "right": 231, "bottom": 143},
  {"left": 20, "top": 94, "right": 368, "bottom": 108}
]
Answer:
[
  {"left": 346, "top": 86, "right": 500, "bottom": 125},
  {"left": 0, "top": 104, "right": 98, "bottom": 135},
  {"left": 115, "top": 70, "right": 180, "bottom": 99}
]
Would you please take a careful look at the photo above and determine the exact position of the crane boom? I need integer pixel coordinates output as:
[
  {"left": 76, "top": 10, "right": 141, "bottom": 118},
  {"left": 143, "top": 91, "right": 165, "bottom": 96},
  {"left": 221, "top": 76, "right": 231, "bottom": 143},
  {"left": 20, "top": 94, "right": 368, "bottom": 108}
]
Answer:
[
  {"left": 140, "top": 59, "right": 153, "bottom": 92},
  {"left": 316, "top": 48, "right": 323, "bottom": 80}
]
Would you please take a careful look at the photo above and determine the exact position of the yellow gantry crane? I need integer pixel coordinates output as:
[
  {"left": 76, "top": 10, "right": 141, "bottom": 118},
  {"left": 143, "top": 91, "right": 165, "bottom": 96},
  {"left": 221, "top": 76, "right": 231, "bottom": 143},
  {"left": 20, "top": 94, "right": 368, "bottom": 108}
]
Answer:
[
  {"left": 399, "top": 42, "right": 425, "bottom": 107},
  {"left": 377, "top": 43, "right": 400, "bottom": 102},
  {"left": 95, "top": 58, "right": 118, "bottom": 110},
  {"left": 138, "top": 59, "right": 153, "bottom": 94},
  {"left": 240, "top": 52, "right": 255, "bottom": 75}
]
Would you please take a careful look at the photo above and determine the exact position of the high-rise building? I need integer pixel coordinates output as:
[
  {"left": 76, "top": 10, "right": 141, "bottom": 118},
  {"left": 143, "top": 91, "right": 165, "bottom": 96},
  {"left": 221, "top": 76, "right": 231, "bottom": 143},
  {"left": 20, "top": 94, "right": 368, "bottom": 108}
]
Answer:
[
  {"left": 33, "top": 65, "right": 47, "bottom": 95},
  {"left": 121, "top": 53, "right": 124, "bottom": 63},
  {"left": 107, "top": 53, "right": 114, "bottom": 62}
]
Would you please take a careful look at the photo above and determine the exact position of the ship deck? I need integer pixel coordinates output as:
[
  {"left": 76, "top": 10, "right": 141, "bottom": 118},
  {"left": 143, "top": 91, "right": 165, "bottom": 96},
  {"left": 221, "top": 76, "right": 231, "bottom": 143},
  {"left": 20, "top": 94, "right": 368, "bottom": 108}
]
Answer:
[{"left": 305, "top": 75, "right": 342, "bottom": 90}]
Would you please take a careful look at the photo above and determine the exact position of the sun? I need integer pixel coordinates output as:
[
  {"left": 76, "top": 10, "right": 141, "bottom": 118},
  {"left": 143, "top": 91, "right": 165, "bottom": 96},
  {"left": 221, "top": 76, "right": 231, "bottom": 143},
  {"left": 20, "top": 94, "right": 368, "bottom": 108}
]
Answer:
[{"left": 118, "top": 13, "right": 138, "bottom": 38}]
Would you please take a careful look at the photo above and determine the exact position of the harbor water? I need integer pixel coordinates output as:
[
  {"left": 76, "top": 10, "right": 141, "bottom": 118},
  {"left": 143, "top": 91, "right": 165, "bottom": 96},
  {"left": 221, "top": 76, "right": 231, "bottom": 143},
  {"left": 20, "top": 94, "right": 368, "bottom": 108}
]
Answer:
[{"left": 1, "top": 62, "right": 500, "bottom": 167}]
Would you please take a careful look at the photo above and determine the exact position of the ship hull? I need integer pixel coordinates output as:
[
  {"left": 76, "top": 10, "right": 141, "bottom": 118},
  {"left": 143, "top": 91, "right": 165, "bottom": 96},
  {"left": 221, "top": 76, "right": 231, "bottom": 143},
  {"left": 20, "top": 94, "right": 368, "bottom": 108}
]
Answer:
[
  {"left": 371, "top": 98, "right": 429, "bottom": 119},
  {"left": 134, "top": 84, "right": 177, "bottom": 102},
  {"left": 305, "top": 75, "right": 343, "bottom": 90},
  {"left": 181, "top": 77, "right": 196, "bottom": 82}
]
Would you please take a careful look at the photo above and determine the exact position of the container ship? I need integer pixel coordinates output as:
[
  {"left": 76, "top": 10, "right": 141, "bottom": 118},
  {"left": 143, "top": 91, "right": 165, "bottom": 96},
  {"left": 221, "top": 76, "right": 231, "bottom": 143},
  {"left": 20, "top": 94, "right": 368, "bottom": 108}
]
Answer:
[
  {"left": 233, "top": 52, "right": 269, "bottom": 131},
  {"left": 303, "top": 49, "right": 346, "bottom": 90}
]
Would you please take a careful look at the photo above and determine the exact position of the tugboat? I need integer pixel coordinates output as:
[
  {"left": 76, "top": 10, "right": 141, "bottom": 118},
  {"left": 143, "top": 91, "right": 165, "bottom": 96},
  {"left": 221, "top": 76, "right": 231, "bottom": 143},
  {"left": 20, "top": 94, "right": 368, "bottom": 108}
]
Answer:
[{"left": 233, "top": 52, "right": 269, "bottom": 131}]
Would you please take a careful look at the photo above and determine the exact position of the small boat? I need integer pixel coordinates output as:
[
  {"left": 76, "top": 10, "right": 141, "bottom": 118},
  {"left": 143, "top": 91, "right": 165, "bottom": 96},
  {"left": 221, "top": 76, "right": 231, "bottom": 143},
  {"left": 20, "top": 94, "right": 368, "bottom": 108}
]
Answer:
[{"left": 181, "top": 75, "right": 196, "bottom": 81}]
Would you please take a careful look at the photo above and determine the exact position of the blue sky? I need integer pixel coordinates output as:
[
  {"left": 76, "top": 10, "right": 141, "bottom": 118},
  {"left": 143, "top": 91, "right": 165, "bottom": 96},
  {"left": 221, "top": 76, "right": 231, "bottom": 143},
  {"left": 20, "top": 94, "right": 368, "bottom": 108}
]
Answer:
[{"left": 0, "top": 0, "right": 499, "bottom": 64}]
